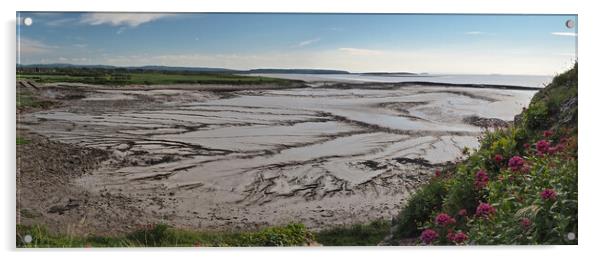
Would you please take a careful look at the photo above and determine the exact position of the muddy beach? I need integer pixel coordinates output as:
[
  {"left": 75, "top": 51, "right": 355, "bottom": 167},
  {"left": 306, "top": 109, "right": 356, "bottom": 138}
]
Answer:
[{"left": 16, "top": 81, "right": 536, "bottom": 235}]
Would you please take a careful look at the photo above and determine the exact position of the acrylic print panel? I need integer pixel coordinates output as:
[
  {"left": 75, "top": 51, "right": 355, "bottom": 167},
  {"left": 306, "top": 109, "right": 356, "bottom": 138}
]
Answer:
[{"left": 16, "top": 12, "right": 577, "bottom": 247}]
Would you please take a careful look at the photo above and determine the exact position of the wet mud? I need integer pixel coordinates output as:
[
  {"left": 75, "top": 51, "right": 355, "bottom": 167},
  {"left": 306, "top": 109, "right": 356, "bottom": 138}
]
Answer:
[{"left": 17, "top": 81, "right": 536, "bottom": 234}]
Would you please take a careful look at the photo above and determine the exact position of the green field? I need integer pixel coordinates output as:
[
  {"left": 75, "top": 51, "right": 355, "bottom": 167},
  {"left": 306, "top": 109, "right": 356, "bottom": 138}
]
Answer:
[{"left": 17, "top": 72, "right": 295, "bottom": 86}]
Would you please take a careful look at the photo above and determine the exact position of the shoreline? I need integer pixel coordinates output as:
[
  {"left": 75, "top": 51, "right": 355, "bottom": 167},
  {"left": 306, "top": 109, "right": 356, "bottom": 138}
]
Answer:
[{"left": 16, "top": 79, "right": 532, "bottom": 236}]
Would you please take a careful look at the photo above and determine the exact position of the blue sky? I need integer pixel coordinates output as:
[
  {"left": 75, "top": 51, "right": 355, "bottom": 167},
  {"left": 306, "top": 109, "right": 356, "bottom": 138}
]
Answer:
[{"left": 17, "top": 12, "right": 577, "bottom": 75}]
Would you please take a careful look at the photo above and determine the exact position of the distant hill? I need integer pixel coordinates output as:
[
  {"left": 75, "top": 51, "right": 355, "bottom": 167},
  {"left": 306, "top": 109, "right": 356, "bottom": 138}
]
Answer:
[
  {"left": 243, "top": 69, "right": 350, "bottom": 74},
  {"left": 16, "top": 64, "right": 350, "bottom": 74},
  {"left": 358, "top": 72, "right": 420, "bottom": 76}
]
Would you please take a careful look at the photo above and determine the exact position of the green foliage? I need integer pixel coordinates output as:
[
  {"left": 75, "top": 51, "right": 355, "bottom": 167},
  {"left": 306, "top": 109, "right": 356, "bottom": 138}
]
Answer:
[
  {"left": 394, "top": 63, "right": 578, "bottom": 245},
  {"left": 315, "top": 220, "right": 391, "bottom": 246},
  {"left": 442, "top": 167, "right": 479, "bottom": 216},
  {"left": 523, "top": 101, "right": 549, "bottom": 130},
  {"left": 241, "top": 223, "right": 314, "bottom": 246},
  {"left": 394, "top": 179, "right": 447, "bottom": 238},
  {"left": 17, "top": 223, "right": 313, "bottom": 247}
]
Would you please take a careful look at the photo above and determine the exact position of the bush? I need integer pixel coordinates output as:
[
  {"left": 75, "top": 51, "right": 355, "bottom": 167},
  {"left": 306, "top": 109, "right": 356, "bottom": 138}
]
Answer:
[
  {"left": 394, "top": 179, "right": 447, "bottom": 238},
  {"left": 242, "top": 223, "right": 314, "bottom": 246},
  {"left": 524, "top": 101, "right": 549, "bottom": 130},
  {"left": 394, "top": 63, "right": 577, "bottom": 245},
  {"left": 315, "top": 220, "right": 390, "bottom": 246}
]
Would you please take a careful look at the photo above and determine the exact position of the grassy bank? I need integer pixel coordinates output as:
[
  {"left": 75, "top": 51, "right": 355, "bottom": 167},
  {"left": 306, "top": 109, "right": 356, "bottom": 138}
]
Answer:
[
  {"left": 17, "top": 221, "right": 393, "bottom": 247},
  {"left": 393, "top": 64, "right": 578, "bottom": 245},
  {"left": 314, "top": 220, "right": 391, "bottom": 246},
  {"left": 17, "top": 72, "right": 296, "bottom": 86},
  {"left": 17, "top": 223, "right": 314, "bottom": 247}
]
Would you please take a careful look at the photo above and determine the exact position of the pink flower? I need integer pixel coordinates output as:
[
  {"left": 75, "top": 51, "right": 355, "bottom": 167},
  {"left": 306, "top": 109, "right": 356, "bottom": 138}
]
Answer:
[
  {"left": 560, "top": 137, "right": 569, "bottom": 144},
  {"left": 451, "top": 231, "right": 469, "bottom": 244},
  {"left": 508, "top": 156, "right": 525, "bottom": 172},
  {"left": 475, "top": 202, "right": 496, "bottom": 218},
  {"left": 554, "top": 143, "right": 565, "bottom": 152},
  {"left": 458, "top": 209, "right": 468, "bottom": 217},
  {"left": 520, "top": 218, "right": 532, "bottom": 229},
  {"left": 474, "top": 169, "right": 489, "bottom": 189},
  {"left": 523, "top": 143, "right": 531, "bottom": 149},
  {"left": 435, "top": 213, "right": 456, "bottom": 226},
  {"left": 420, "top": 229, "right": 439, "bottom": 244},
  {"left": 540, "top": 188, "right": 557, "bottom": 201},
  {"left": 520, "top": 164, "right": 531, "bottom": 174},
  {"left": 435, "top": 170, "right": 441, "bottom": 177},
  {"left": 494, "top": 154, "right": 504, "bottom": 163},
  {"left": 536, "top": 140, "right": 551, "bottom": 154},
  {"left": 543, "top": 130, "right": 553, "bottom": 138}
]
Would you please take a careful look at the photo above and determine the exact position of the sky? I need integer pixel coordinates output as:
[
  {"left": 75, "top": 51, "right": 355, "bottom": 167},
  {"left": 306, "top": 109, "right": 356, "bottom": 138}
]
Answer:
[{"left": 16, "top": 12, "right": 577, "bottom": 75}]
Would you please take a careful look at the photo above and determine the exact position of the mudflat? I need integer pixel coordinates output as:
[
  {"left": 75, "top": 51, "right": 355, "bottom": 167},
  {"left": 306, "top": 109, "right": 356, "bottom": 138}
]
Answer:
[{"left": 16, "top": 81, "right": 535, "bottom": 235}]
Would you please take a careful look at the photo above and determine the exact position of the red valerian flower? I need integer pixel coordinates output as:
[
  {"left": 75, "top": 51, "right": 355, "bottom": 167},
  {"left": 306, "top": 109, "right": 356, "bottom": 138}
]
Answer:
[
  {"left": 508, "top": 156, "right": 525, "bottom": 172},
  {"left": 475, "top": 202, "right": 496, "bottom": 218},
  {"left": 536, "top": 140, "right": 551, "bottom": 154},
  {"left": 540, "top": 188, "right": 557, "bottom": 201},
  {"left": 520, "top": 164, "right": 531, "bottom": 174},
  {"left": 543, "top": 130, "right": 553, "bottom": 138},
  {"left": 523, "top": 143, "right": 531, "bottom": 149},
  {"left": 520, "top": 218, "right": 532, "bottom": 229},
  {"left": 474, "top": 169, "right": 489, "bottom": 189},
  {"left": 494, "top": 154, "right": 504, "bottom": 163},
  {"left": 435, "top": 169, "right": 441, "bottom": 177},
  {"left": 451, "top": 231, "right": 469, "bottom": 244},
  {"left": 420, "top": 229, "right": 439, "bottom": 244},
  {"left": 435, "top": 213, "right": 456, "bottom": 226},
  {"left": 560, "top": 137, "right": 569, "bottom": 144},
  {"left": 458, "top": 209, "right": 468, "bottom": 217}
]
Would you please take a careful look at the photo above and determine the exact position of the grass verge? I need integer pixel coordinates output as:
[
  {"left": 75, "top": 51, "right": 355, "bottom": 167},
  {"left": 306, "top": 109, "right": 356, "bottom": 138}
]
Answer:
[
  {"left": 315, "top": 220, "right": 391, "bottom": 246},
  {"left": 17, "top": 223, "right": 314, "bottom": 247}
]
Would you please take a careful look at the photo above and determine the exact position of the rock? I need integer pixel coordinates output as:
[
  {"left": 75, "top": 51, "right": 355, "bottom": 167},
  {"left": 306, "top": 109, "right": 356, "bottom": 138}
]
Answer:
[{"left": 463, "top": 115, "right": 509, "bottom": 128}]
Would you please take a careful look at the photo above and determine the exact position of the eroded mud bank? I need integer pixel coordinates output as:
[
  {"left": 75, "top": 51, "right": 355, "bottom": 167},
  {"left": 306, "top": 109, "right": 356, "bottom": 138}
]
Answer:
[{"left": 17, "top": 82, "right": 535, "bottom": 233}]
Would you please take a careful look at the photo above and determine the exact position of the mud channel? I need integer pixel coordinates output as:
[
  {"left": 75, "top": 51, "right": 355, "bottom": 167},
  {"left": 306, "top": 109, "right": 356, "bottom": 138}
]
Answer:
[{"left": 16, "top": 81, "right": 535, "bottom": 235}]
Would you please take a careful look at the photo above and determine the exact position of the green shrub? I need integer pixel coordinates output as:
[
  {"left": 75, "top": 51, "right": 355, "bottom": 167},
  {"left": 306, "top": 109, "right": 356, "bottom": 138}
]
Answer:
[
  {"left": 394, "top": 179, "right": 447, "bottom": 238},
  {"left": 394, "top": 63, "right": 577, "bottom": 245},
  {"left": 524, "top": 101, "right": 549, "bottom": 130},
  {"left": 242, "top": 223, "right": 314, "bottom": 246},
  {"left": 315, "top": 220, "right": 390, "bottom": 246}
]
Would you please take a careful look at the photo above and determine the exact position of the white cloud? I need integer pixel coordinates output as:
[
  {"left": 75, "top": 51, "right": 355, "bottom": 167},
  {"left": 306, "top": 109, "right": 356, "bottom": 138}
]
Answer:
[
  {"left": 338, "top": 47, "right": 383, "bottom": 55},
  {"left": 465, "top": 31, "right": 484, "bottom": 35},
  {"left": 296, "top": 38, "right": 320, "bottom": 47},
  {"left": 551, "top": 32, "right": 577, "bottom": 37},
  {"left": 80, "top": 13, "right": 175, "bottom": 27}
]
